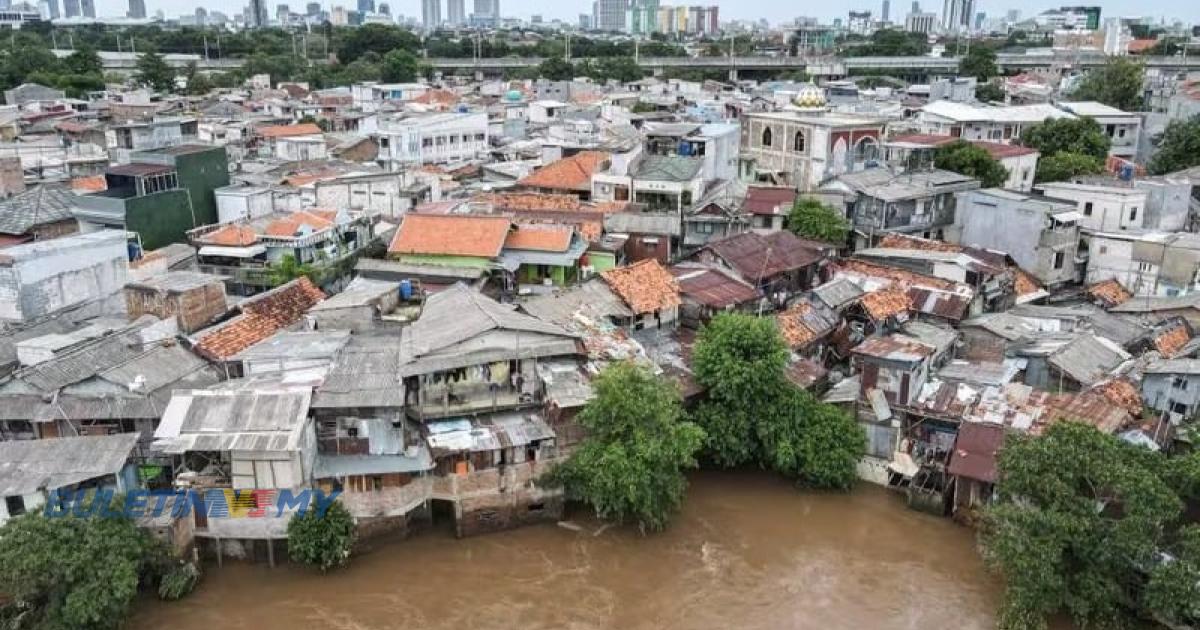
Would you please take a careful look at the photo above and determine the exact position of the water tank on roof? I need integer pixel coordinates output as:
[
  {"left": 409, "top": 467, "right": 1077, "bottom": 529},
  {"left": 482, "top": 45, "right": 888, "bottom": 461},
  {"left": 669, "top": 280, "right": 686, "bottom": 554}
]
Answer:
[{"left": 504, "top": 89, "right": 522, "bottom": 102}]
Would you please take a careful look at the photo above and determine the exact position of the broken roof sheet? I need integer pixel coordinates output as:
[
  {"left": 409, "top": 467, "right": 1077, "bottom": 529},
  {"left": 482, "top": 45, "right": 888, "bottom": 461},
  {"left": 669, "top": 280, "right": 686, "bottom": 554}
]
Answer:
[
  {"left": 153, "top": 388, "right": 312, "bottom": 454},
  {"left": 947, "top": 422, "right": 1005, "bottom": 483},
  {"left": 703, "top": 231, "right": 823, "bottom": 282},
  {"left": 1047, "top": 334, "right": 1131, "bottom": 387},
  {"left": 670, "top": 263, "right": 759, "bottom": 309}
]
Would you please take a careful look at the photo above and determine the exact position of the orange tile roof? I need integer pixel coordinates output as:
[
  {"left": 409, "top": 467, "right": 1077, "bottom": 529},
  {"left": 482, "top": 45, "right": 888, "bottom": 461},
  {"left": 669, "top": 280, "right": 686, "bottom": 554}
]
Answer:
[
  {"left": 193, "top": 278, "right": 325, "bottom": 360},
  {"left": 878, "top": 233, "right": 961, "bottom": 253},
  {"left": 475, "top": 192, "right": 584, "bottom": 211},
  {"left": 838, "top": 259, "right": 959, "bottom": 292},
  {"left": 1092, "top": 378, "right": 1143, "bottom": 418},
  {"left": 859, "top": 285, "right": 912, "bottom": 321},
  {"left": 602, "top": 259, "right": 681, "bottom": 315},
  {"left": 412, "top": 88, "right": 460, "bottom": 108},
  {"left": 70, "top": 175, "right": 107, "bottom": 193},
  {"left": 1086, "top": 279, "right": 1132, "bottom": 308},
  {"left": 263, "top": 211, "right": 334, "bottom": 237},
  {"left": 503, "top": 224, "right": 573, "bottom": 252},
  {"left": 1155, "top": 324, "right": 1191, "bottom": 358},
  {"left": 517, "top": 151, "right": 609, "bottom": 193},
  {"left": 1128, "top": 38, "right": 1158, "bottom": 53},
  {"left": 1013, "top": 268, "right": 1043, "bottom": 297},
  {"left": 197, "top": 224, "right": 259, "bottom": 247},
  {"left": 388, "top": 214, "right": 511, "bottom": 258},
  {"left": 777, "top": 302, "right": 821, "bottom": 348},
  {"left": 259, "top": 123, "right": 322, "bottom": 138}
]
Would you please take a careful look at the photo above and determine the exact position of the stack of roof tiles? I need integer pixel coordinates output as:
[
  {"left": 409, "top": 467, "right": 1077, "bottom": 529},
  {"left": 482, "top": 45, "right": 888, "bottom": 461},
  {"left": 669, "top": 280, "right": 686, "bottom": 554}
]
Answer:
[{"left": 601, "top": 259, "right": 681, "bottom": 315}]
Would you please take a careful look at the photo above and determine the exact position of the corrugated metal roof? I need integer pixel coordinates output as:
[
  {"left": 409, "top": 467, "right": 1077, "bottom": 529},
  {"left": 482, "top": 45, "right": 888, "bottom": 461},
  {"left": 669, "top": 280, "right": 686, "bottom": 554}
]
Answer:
[{"left": 0, "top": 433, "right": 139, "bottom": 496}]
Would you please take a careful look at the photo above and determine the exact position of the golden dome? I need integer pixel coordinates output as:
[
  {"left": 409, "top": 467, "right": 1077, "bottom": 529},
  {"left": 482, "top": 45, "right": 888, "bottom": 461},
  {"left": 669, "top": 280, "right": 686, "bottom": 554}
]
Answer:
[{"left": 791, "top": 82, "right": 827, "bottom": 110}]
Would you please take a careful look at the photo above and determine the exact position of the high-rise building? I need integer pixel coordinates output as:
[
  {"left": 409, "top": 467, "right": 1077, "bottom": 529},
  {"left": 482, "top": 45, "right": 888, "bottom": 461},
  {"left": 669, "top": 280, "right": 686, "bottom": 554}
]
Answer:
[
  {"left": 626, "top": 0, "right": 656, "bottom": 35},
  {"left": 305, "top": 1, "right": 319, "bottom": 14},
  {"left": 941, "top": 0, "right": 974, "bottom": 32},
  {"left": 905, "top": 10, "right": 937, "bottom": 33},
  {"left": 247, "top": 0, "right": 268, "bottom": 26},
  {"left": 80, "top": 0, "right": 93, "bottom": 16},
  {"left": 446, "top": 0, "right": 463, "bottom": 24},
  {"left": 578, "top": 12, "right": 591, "bottom": 29},
  {"left": 421, "top": 0, "right": 440, "bottom": 27},
  {"left": 974, "top": 10, "right": 985, "bottom": 28},
  {"left": 357, "top": 0, "right": 373, "bottom": 13},
  {"left": 881, "top": 0, "right": 889, "bottom": 22},
  {"left": 911, "top": 1, "right": 919, "bottom": 12},
  {"left": 40, "top": 0, "right": 58, "bottom": 19},
  {"left": 63, "top": 0, "right": 79, "bottom": 17},
  {"left": 592, "top": 0, "right": 626, "bottom": 31},
  {"left": 195, "top": 6, "right": 207, "bottom": 23},
  {"left": 277, "top": 3, "right": 290, "bottom": 22},
  {"left": 1005, "top": 9, "right": 1019, "bottom": 22},
  {"left": 471, "top": 0, "right": 497, "bottom": 25},
  {"left": 330, "top": 4, "right": 348, "bottom": 24},
  {"left": 378, "top": 2, "right": 390, "bottom": 15},
  {"left": 127, "top": 0, "right": 146, "bottom": 18}
]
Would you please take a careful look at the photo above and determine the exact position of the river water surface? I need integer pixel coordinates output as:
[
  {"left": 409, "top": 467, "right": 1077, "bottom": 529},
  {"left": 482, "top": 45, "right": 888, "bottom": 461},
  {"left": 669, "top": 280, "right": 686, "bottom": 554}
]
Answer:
[{"left": 131, "top": 471, "right": 1018, "bottom": 630}]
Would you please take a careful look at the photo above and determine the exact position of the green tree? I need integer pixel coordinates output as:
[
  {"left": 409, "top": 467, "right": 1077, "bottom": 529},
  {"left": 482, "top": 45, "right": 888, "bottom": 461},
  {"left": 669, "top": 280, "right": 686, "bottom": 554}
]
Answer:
[
  {"left": 538, "top": 57, "right": 576, "bottom": 81},
  {"left": 336, "top": 23, "right": 421, "bottom": 64},
  {"left": 380, "top": 49, "right": 421, "bottom": 83},
  {"left": 1020, "top": 116, "right": 1111, "bottom": 161},
  {"left": 287, "top": 500, "right": 356, "bottom": 572},
  {"left": 135, "top": 50, "right": 176, "bottom": 93},
  {"left": 690, "top": 313, "right": 865, "bottom": 489},
  {"left": 1070, "top": 56, "right": 1145, "bottom": 111},
  {"left": 981, "top": 422, "right": 1195, "bottom": 630},
  {"left": 0, "top": 504, "right": 170, "bottom": 629},
  {"left": 934, "top": 140, "right": 1009, "bottom": 188},
  {"left": 1148, "top": 115, "right": 1200, "bottom": 175},
  {"left": 786, "top": 197, "right": 849, "bottom": 245},
  {"left": 269, "top": 254, "right": 316, "bottom": 286},
  {"left": 975, "top": 81, "right": 1005, "bottom": 102},
  {"left": 546, "top": 362, "right": 705, "bottom": 531},
  {"left": 959, "top": 46, "right": 998, "bottom": 81},
  {"left": 1034, "top": 151, "right": 1104, "bottom": 183},
  {"left": 64, "top": 46, "right": 103, "bottom": 76}
]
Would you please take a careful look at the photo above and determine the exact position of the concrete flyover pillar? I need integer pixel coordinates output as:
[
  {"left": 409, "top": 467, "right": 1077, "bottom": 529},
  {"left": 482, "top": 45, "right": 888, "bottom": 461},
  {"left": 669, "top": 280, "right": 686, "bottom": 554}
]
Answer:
[{"left": 728, "top": 68, "right": 738, "bottom": 82}]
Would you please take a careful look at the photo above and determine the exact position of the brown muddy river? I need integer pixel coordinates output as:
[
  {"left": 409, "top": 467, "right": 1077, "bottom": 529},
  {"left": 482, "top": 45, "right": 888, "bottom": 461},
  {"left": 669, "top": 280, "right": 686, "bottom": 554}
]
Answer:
[{"left": 131, "top": 471, "right": 1022, "bottom": 630}]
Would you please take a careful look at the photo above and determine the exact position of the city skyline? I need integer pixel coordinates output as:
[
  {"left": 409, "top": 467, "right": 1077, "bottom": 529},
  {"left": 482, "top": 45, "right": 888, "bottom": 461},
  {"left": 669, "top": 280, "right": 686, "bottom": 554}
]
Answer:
[{"left": 27, "top": 0, "right": 1200, "bottom": 25}]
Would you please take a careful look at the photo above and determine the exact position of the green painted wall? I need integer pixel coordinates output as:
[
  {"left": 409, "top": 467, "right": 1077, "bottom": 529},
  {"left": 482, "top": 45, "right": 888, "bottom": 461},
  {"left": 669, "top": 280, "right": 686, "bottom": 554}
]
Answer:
[
  {"left": 125, "top": 189, "right": 194, "bottom": 250},
  {"left": 588, "top": 252, "right": 617, "bottom": 273},
  {"left": 173, "top": 148, "right": 230, "bottom": 228}
]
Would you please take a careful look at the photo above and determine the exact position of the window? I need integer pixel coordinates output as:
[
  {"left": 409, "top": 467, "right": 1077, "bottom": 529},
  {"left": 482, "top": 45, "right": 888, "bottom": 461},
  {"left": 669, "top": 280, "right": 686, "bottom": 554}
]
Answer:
[
  {"left": 1106, "top": 124, "right": 1116, "bottom": 137},
  {"left": 1129, "top": 207, "right": 1138, "bottom": 222},
  {"left": 1118, "top": 128, "right": 1127, "bottom": 138},
  {"left": 4, "top": 496, "right": 23, "bottom": 518},
  {"left": 1053, "top": 251, "right": 1065, "bottom": 269},
  {"left": 761, "top": 127, "right": 773, "bottom": 147},
  {"left": 1173, "top": 401, "right": 1190, "bottom": 415},
  {"left": 421, "top": 138, "right": 432, "bottom": 148},
  {"left": 793, "top": 130, "right": 806, "bottom": 152},
  {"left": 1098, "top": 245, "right": 1108, "bottom": 254},
  {"left": 1174, "top": 376, "right": 1189, "bottom": 390},
  {"left": 1083, "top": 201, "right": 1093, "bottom": 216},
  {"left": 379, "top": 137, "right": 389, "bottom": 148},
  {"left": 1138, "top": 261, "right": 1154, "bottom": 272}
]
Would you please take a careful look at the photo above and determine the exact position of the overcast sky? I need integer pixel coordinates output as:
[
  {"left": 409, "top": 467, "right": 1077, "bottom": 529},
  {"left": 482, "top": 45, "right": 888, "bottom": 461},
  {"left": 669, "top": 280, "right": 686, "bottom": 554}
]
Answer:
[{"left": 84, "top": 0, "right": 1199, "bottom": 28}]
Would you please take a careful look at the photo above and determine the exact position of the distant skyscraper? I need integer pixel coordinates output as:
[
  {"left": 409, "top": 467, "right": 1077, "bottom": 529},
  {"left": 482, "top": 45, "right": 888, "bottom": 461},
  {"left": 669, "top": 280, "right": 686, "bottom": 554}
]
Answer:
[
  {"left": 446, "top": 0, "right": 462, "bottom": 24},
  {"left": 579, "top": 12, "right": 591, "bottom": 29},
  {"left": 1005, "top": 9, "right": 1019, "bottom": 22},
  {"left": 126, "top": 0, "right": 145, "bottom": 18},
  {"left": 305, "top": 1, "right": 319, "bottom": 14},
  {"left": 80, "top": 0, "right": 93, "bottom": 16},
  {"left": 471, "top": 0, "right": 497, "bottom": 24},
  {"left": 421, "top": 0, "right": 440, "bottom": 27},
  {"left": 592, "top": 0, "right": 625, "bottom": 31},
  {"left": 378, "top": 2, "right": 390, "bottom": 15},
  {"left": 330, "top": 4, "right": 347, "bottom": 24},
  {"left": 357, "top": 0, "right": 373, "bottom": 13},
  {"left": 277, "top": 3, "right": 289, "bottom": 22},
  {"left": 974, "top": 10, "right": 985, "bottom": 28},
  {"left": 911, "top": 1, "right": 919, "bottom": 12},
  {"left": 40, "top": 0, "right": 58, "bottom": 19},
  {"left": 941, "top": 0, "right": 974, "bottom": 31},
  {"left": 247, "top": 0, "right": 267, "bottom": 26},
  {"left": 63, "top": 0, "right": 79, "bottom": 17},
  {"left": 881, "top": 0, "right": 889, "bottom": 22}
]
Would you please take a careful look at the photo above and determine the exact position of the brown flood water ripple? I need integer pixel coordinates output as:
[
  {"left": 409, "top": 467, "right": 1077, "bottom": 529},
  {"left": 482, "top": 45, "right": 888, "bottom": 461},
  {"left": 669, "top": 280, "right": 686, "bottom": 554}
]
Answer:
[{"left": 130, "top": 470, "right": 1022, "bottom": 630}]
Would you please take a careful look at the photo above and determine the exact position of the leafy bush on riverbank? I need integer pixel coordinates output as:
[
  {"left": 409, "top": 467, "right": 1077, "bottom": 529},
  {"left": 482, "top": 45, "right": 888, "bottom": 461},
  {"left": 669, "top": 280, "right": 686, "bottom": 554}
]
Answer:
[
  {"left": 982, "top": 421, "right": 1200, "bottom": 629},
  {"left": 690, "top": 313, "right": 865, "bottom": 489},
  {"left": 287, "top": 500, "right": 355, "bottom": 572},
  {"left": 0, "top": 497, "right": 183, "bottom": 629},
  {"left": 157, "top": 561, "right": 201, "bottom": 601},
  {"left": 545, "top": 362, "right": 706, "bottom": 532}
]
